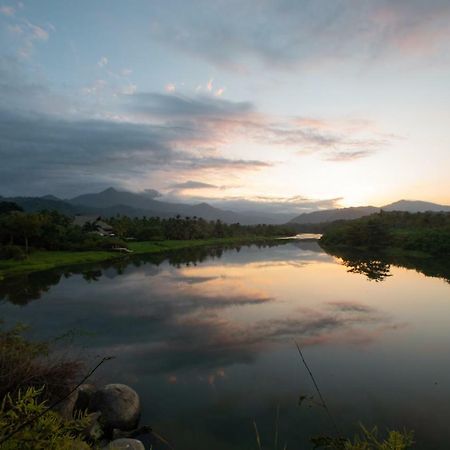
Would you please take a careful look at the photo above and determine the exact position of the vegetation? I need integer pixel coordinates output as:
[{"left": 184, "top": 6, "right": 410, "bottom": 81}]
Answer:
[
  {"left": 0, "top": 323, "right": 83, "bottom": 408},
  {"left": 0, "top": 387, "right": 91, "bottom": 450},
  {"left": 0, "top": 201, "right": 296, "bottom": 278},
  {"left": 0, "top": 237, "right": 286, "bottom": 279},
  {"left": 312, "top": 426, "right": 414, "bottom": 449},
  {"left": 0, "top": 207, "right": 126, "bottom": 255},
  {"left": 320, "top": 210, "right": 450, "bottom": 256},
  {"left": 109, "top": 214, "right": 296, "bottom": 240},
  {"left": 0, "top": 324, "right": 92, "bottom": 449}
]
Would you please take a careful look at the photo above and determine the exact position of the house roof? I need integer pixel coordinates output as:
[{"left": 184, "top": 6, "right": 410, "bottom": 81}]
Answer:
[{"left": 73, "top": 215, "right": 101, "bottom": 227}]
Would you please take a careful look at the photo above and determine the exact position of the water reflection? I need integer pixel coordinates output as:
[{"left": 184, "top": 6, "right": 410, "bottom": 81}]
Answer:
[
  {"left": 0, "top": 241, "right": 291, "bottom": 305},
  {"left": 0, "top": 242, "right": 450, "bottom": 449},
  {"left": 323, "top": 245, "right": 450, "bottom": 283}
]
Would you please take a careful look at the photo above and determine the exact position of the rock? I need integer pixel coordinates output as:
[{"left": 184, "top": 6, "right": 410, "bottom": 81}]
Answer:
[
  {"left": 75, "top": 383, "right": 97, "bottom": 412},
  {"left": 90, "top": 384, "right": 140, "bottom": 431},
  {"left": 103, "top": 438, "right": 145, "bottom": 450},
  {"left": 52, "top": 388, "right": 78, "bottom": 420}
]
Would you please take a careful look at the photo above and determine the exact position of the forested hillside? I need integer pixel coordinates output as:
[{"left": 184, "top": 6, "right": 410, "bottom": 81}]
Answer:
[{"left": 320, "top": 211, "right": 450, "bottom": 256}]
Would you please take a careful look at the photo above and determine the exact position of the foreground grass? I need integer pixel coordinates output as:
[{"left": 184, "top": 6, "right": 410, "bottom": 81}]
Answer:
[{"left": 0, "top": 236, "right": 282, "bottom": 280}]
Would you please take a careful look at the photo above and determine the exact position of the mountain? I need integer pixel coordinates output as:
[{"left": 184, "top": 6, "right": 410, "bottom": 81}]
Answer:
[
  {"left": 382, "top": 200, "right": 450, "bottom": 213},
  {"left": 289, "top": 206, "right": 380, "bottom": 224},
  {"left": 289, "top": 199, "right": 450, "bottom": 226},
  {"left": 2, "top": 188, "right": 293, "bottom": 225},
  {"left": 5, "top": 189, "right": 448, "bottom": 226},
  {"left": 1, "top": 196, "right": 86, "bottom": 215}
]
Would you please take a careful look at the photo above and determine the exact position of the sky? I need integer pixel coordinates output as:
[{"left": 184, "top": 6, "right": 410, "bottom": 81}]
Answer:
[{"left": 1, "top": 0, "right": 449, "bottom": 213}]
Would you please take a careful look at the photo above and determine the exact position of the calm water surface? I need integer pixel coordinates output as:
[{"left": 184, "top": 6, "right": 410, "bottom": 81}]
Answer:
[{"left": 1, "top": 241, "right": 450, "bottom": 449}]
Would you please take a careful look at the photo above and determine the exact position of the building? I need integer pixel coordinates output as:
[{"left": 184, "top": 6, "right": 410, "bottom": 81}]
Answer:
[{"left": 73, "top": 215, "right": 115, "bottom": 237}]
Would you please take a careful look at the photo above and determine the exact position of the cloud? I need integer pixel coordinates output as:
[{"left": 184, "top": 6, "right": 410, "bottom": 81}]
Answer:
[
  {"left": 165, "top": 83, "right": 176, "bottom": 92},
  {"left": 0, "top": 57, "right": 391, "bottom": 197},
  {"left": 127, "top": 92, "right": 253, "bottom": 119},
  {"left": 0, "top": 253, "right": 402, "bottom": 377},
  {"left": 324, "top": 150, "right": 374, "bottom": 162},
  {"left": 0, "top": 107, "right": 270, "bottom": 196},
  {"left": 5, "top": 18, "right": 52, "bottom": 57},
  {"left": 0, "top": 5, "right": 14, "bottom": 16},
  {"left": 126, "top": 91, "right": 389, "bottom": 161},
  {"left": 97, "top": 56, "right": 108, "bottom": 67},
  {"left": 148, "top": 0, "right": 450, "bottom": 70},
  {"left": 142, "top": 188, "right": 162, "bottom": 198},
  {"left": 169, "top": 180, "right": 218, "bottom": 190}
]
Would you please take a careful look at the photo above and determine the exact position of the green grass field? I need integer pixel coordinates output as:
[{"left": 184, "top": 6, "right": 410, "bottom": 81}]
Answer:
[{"left": 0, "top": 236, "right": 282, "bottom": 280}]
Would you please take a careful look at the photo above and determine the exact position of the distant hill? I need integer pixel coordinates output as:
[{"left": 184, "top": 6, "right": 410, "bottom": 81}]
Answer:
[
  {"left": 4, "top": 189, "right": 449, "bottom": 226},
  {"left": 1, "top": 196, "right": 86, "bottom": 215},
  {"left": 382, "top": 200, "right": 450, "bottom": 213},
  {"left": 289, "top": 200, "right": 450, "bottom": 225},
  {"left": 1, "top": 188, "right": 294, "bottom": 225},
  {"left": 289, "top": 206, "right": 380, "bottom": 225}
]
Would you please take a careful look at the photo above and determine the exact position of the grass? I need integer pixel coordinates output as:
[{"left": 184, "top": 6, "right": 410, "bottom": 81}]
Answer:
[{"left": 0, "top": 236, "right": 285, "bottom": 280}]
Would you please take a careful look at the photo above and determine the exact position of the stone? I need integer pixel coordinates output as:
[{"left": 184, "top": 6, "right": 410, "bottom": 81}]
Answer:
[
  {"left": 103, "top": 438, "right": 145, "bottom": 450},
  {"left": 52, "top": 388, "right": 78, "bottom": 420},
  {"left": 75, "top": 383, "right": 97, "bottom": 412},
  {"left": 89, "top": 384, "right": 140, "bottom": 431}
]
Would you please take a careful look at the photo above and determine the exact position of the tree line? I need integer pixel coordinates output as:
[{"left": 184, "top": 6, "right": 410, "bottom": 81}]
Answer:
[
  {"left": 0, "top": 202, "right": 296, "bottom": 260},
  {"left": 320, "top": 210, "right": 450, "bottom": 256},
  {"left": 108, "top": 214, "right": 295, "bottom": 241}
]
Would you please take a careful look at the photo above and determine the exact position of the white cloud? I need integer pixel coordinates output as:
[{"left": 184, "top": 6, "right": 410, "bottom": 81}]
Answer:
[
  {"left": 165, "top": 83, "right": 176, "bottom": 92},
  {"left": 0, "top": 5, "right": 15, "bottom": 16},
  {"left": 121, "top": 83, "right": 137, "bottom": 95},
  {"left": 97, "top": 56, "right": 108, "bottom": 68}
]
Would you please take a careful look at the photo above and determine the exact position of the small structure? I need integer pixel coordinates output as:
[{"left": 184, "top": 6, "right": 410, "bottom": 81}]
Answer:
[{"left": 73, "top": 215, "right": 115, "bottom": 237}]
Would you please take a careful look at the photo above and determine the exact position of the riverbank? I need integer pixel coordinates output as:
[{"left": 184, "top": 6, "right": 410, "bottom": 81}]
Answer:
[{"left": 0, "top": 236, "right": 286, "bottom": 280}]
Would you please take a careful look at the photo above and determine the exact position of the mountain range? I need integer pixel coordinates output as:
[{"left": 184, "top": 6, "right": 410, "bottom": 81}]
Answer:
[
  {"left": 289, "top": 200, "right": 450, "bottom": 224},
  {"left": 1, "top": 189, "right": 449, "bottom": 226}
]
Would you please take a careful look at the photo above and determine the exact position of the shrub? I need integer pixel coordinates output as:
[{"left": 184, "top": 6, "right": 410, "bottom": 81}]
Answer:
[
  {"left": 0, "top": 386, "right": 92, "bottom": 450},
  {"left": 0, "top": 324, "right": 83, "bottom": 406},
  {"left": 0, "top": 245, "right": 26, "bottom": 261},
  {"left": 312, "top": 425, "right": 414, "bottom": 449}
]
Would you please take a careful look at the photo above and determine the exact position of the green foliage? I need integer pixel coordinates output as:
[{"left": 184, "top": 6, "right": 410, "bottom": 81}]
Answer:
[
  {"left": 0, "top": 387, "right": 92, "bottom": 450},
  {"left": 0, "top": 245, "right": 26, "bottom": 261},
  {"left": 312, "top": 425, "right": 414, "bottom": 449},
  {"left": 0, "top": 202, "right": 23, "bottom": 215},
  {"left": 109, "top": 215, "right": 296, "bottom": 241},
  {"left": 0, "top": 210, "right": 127, "bottom": 256},
  {"left": 321, "top": 211, "right": 450, "bottom": 256},
  {"left": 0, "top": 208, "right": 295, "bottom": 260}
]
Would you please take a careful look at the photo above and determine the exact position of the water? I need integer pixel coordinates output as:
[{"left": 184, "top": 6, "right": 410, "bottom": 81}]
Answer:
[{"left": 1, "top": 241, "right": 449, "bottom": 449}]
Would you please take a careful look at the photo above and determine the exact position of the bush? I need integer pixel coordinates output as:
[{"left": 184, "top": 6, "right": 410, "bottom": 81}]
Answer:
[
  {"left": 0, "top": 386, "right": 92, "bottom": 450},
  {"left": 312, "top": 425, "right": 414, "bottom": 449},
  {"left": 0, "top": 324, "right": 83, "bottom": 405},
  {"left": 0, "top": 245, "right": 26, "bottom": 261}
]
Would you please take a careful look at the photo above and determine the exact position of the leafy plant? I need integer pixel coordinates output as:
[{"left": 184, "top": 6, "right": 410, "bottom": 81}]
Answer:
[
  {"left": 312, "top": 425, "right": 414, "bottom": 450},
  {"left": 0, "top": 386, "right": 92, "bottom": 450}
]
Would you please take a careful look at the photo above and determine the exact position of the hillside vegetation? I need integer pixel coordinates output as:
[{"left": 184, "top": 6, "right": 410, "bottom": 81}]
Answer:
[{"left": 320, "top": 211, "right": 450, "bottom": 256}]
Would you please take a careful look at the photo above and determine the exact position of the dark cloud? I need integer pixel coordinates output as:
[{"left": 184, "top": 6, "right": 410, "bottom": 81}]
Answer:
[
  {"left": 0, "top": 107, "right": 270, "bottom": 196},
  {"left": 142, "top": 188, "right": 162, "bottom": 198},
  {"left": 0, "top": 57, "right": 390, "bottom": 197},
  {"left": 127, "top": 92, "right": 253, "bottom": 119}
]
